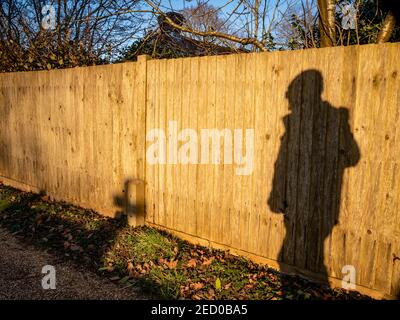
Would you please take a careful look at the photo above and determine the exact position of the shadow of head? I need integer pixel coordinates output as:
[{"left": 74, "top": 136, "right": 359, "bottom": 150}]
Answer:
[{"left": 285, "top": 69, "right": 323, "bottom": 111}]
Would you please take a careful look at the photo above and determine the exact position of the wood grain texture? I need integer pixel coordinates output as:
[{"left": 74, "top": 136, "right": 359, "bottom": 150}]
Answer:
[{"left": 0, "top": 44, "right": 399, "bottom": 298}]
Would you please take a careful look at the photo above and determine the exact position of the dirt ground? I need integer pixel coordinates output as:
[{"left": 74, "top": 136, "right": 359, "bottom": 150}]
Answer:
[{"left": 0, "top": 227, "right": 149, "bottom": 300}]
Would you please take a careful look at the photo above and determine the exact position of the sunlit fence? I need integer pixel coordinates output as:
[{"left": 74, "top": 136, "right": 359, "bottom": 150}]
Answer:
[{"left": 1, "top": 43, "right": 399, "bottom": 299}]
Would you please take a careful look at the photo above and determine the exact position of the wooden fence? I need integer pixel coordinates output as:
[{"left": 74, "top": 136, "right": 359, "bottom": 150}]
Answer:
[{"left": 0, "top": 43, "right": 399, "bottom": 299}]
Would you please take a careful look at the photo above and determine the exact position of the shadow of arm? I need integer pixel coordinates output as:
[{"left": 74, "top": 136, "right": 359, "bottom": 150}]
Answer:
[
  {"left": 267, "top": 118, "right": 289, "bottom": 214},
  {"left": 339, "top": 108, "right": 360, "bottom": 167}
]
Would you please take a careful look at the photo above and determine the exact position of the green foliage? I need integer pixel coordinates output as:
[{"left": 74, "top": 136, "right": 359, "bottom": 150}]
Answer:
[
  {"left": 144, "top": 268, "right": 187, "bottom": 299},
  {"left": 118, "top": 37, "right": 189, "bottom": 61},
  {"left": 336, "top": 0, "right": 400, "bottom": 45},
  {"left": 284, "top": 0, "right": 399, "bottom": 50},
  {"left": 0, "top": 32, "right": 104, "bottom": 73},
  {"left": 287, "top": 13, "right": 320, "bottom": 49},
  {"left": 0, "top": 199, "right": 11, "bottom": 213},
  {"left": 131, "top": 228, "right": 176, "bottom": 263},
  {"left": 118, "top": 33, "right": 209, "bottom": 61}
]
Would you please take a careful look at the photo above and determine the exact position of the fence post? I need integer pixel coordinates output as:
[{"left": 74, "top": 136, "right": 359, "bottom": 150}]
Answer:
[{"left": 128, "top": 54, "right": 150, "bottom": 226}]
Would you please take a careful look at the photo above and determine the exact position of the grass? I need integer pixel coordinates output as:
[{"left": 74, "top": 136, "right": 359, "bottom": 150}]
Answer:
[
  {"left": 0, "top": 182, "right": 372, "bottom": 300},
  {"left": 131, "top": 228, "right": 177, "bottom": 263}
]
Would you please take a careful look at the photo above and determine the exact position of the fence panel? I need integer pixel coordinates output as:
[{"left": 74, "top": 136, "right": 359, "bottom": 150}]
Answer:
[{"left": 1, "top": 43, "right": 399, "bottom": 298}]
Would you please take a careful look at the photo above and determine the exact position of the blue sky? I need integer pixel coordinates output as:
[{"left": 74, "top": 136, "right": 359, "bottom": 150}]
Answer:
[
  {"left": 154, "top": 0, "right": 291, "bottom": 36},
  {"left": 159, "top": 0, "right": 238, "bottom": 11}
]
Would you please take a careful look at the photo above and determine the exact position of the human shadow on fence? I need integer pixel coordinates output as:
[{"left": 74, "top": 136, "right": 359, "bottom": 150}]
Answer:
[{"left": 267, "top": 69, "right": 361, "bottom": 293}]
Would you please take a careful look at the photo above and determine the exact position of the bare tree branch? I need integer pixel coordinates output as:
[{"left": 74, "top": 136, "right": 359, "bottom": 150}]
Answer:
[{"left": 144, "top": 0, "right": 268, "bottom": 51}]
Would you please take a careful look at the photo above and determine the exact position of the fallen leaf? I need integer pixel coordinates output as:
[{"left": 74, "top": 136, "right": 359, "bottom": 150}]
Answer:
[
  {"left": 217, "top": 256, "right": 225, "bottom": 263},
  {"left": 70, "top": 244, "right": 81, "bottom": 251},
  {"left": 215, "top": 278, "right": 222, "bottom": 290},
  {"left": 190, "top": 282, "right": 204, "bottom": 290},
  {"left": 98, "top": 266, "right": 109, "bottom": 271},
  {"left": 166, "top": 260, "right": 178, "bottom": 269},
  {"left": 187, "top": 259, "right": 197, "bottom": 268},
  {"left": 119, "top": 276, "right": 130, "bottom": 284},
  {"left": 180, "top": 286, "right": 189, "bottom": 295},
  {"left": 224, "top": 283, "right": 232, "bottom": 290},
  {"left": 108, "top": 265, "right": 114, "bottom": 272},
  {"left": 202, "top": 257, "right": 215, "bottom": 266},
  {"left": 127, "top": 261, "right": 134, "bottom": 271},
  {"left": 207, "top": 288, "right": 215, "bottom": 299}
]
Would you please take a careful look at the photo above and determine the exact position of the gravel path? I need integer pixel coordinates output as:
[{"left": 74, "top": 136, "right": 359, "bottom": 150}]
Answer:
[{"left": 0, "top": 228, "right": 148, "bottom": 300}]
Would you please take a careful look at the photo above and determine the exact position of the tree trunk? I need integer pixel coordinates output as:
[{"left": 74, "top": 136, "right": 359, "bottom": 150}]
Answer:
[
  {"left": 317, "top": 0, "right": 337, "bottom": 47},
  {"left": 376, "top": 11, "right": 396, "bottom": 43}
]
